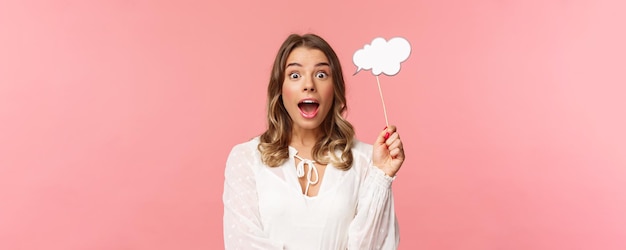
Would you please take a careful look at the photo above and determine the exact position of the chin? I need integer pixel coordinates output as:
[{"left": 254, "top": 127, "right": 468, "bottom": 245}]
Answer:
[{"left": 295, "top": 120, "right": 324, "bottom": 130}]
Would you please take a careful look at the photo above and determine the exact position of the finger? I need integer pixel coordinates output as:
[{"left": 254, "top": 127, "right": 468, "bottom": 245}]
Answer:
[
  {"left": 382, "top": 125, "right": 398, "bottom": 140},
  {"left": 387, "top": 138, "right": 402, "bottom": 151},
  {"left": 389, "top": 147, "right": 405, "bottom": 161},
  {"left": 390, "top": 139, "right": 404, "bottom": 158},
  {"left": 389, "top": 147, "right": 401, "bottom": 158},
  {"left": 376, "top": 126, "right": 389, "bottom": 145},
  {"left": 385, "top": 132, "right": 400, "bottom": 146}
]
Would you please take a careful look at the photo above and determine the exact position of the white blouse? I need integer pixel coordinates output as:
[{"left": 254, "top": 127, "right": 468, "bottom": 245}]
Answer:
[{"left": 223, "top": 137, "right": 399, "bottom": 250}]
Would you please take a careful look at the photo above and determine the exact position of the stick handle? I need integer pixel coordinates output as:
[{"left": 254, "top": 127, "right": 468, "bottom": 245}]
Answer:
[{"left": 376, "top": 75, "right": 389, "bottom": 127}]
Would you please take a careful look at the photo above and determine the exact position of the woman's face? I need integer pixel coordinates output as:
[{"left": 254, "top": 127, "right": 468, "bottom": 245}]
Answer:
[{"left": 282, "top": 47, "right": 335, "bottom": 133}]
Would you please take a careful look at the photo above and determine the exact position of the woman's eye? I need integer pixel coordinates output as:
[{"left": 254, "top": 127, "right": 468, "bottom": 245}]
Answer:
[
  {"left": 289, "top": 73, "right": 300, "bottom": 79},
  {"left": 316, "top": 72, "right": 328, "bottom": 79}
]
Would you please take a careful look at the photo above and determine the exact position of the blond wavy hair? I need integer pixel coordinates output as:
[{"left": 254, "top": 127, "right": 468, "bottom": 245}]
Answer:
[{"left": 258, "top": 33, "right": 355, "bottom": 170}]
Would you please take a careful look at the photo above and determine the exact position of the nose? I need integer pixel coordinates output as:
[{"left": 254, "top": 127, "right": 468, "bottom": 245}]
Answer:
[{"left": 303, "top": 76, "right": 315, "bottom": 92}]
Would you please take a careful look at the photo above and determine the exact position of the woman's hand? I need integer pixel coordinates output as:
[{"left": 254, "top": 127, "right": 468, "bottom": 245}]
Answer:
[{"left": 373, "top": 125, "right": 405, "bottom": 177}]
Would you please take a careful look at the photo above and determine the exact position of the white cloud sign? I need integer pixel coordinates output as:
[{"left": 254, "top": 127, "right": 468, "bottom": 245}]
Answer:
[{"left": 352, "top": 37, "right": 411, "bottom": 76}]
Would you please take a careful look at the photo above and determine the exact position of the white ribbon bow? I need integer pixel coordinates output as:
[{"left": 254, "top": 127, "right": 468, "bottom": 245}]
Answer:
[{"left": 294, "top": 155, "right": 319, "bottom": 196}]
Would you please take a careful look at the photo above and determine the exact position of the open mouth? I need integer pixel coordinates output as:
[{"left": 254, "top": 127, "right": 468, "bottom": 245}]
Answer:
[{"left": 298, "top": 99, "right": 319, "bottom": 118}]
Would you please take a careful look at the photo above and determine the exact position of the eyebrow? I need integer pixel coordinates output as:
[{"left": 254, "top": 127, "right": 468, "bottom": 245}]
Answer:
[{"left": 286, "top": 62, "right": 330, "bottom": 68}]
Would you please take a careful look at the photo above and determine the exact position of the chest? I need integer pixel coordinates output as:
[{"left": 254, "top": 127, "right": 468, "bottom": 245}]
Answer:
[{"left": 255, "top": 164, "right": 360, "bottom": 226}]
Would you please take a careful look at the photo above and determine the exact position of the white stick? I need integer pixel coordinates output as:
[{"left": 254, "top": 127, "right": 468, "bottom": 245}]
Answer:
[{"left": 376, "top": 75, "right": 389, "bottom": 127}]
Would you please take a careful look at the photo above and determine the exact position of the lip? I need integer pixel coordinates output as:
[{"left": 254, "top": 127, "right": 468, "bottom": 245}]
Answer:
[
  {"left": 298, "top": 98, "right": 319, "bottom": 119},
  {"left": 298, "top": 98, "right": 319, "bottom": 104}
]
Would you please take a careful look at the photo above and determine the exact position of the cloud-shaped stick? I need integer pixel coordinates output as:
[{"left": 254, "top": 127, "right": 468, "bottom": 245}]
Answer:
[{"left": 353, "top": 37, "right": 411, "bottom": 76}]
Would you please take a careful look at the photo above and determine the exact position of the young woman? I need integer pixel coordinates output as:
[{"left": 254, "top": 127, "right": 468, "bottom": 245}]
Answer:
[{"left": 223, "top": 33, "right": 405, "bottom": 250}]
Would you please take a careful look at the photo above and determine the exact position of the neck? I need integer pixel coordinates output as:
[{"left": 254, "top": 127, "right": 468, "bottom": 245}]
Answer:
[{"left": 290, "top": 127, "right": 322, "bottom": 148}]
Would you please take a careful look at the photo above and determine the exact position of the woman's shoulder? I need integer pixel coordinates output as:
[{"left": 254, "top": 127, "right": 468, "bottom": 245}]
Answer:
[
  {"left": 225, "top": 137, "right": 263, "bottom": 178},
  {"left": 227, "top": 136, "right": 262, "bottom": 160},
  {"left": 350, "top": 138, "right": 374, "bottom": 164}
]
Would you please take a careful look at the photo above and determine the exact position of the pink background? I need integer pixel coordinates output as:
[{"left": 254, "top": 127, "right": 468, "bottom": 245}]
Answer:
[{"left": 1, "top": 0, "right": 625, "bottom": 249}]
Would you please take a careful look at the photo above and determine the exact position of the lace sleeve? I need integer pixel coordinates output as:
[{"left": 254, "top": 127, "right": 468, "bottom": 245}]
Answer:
[
  {"left": 347, "top": 165, "right": 400, "bottom": 249},
  {"left": 223, "top": 144, "right": 284, "bottom": 249}
]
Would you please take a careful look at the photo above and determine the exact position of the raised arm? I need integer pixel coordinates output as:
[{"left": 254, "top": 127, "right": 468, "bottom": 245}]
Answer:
[
  {"left": 347, "top": 166, "right": 399, "bottom": 249},
  {"left": 348, "top": 125, "right": 405, "bottom": 249}
]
